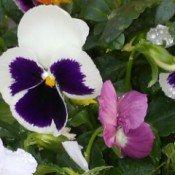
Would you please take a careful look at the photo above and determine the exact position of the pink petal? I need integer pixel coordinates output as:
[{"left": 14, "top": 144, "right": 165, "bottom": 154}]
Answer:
[
  {"left": 118, "top": 91, "right": 148, "bottom": 131},
  {"left": 103, "top": 125, "right": 116, "bottom": 148},
  {"left": 98, "top": 80, "right": 118, "bottom": 127},
  {"left": 121, "top": 123, "right": 154, "bottom": 158}
]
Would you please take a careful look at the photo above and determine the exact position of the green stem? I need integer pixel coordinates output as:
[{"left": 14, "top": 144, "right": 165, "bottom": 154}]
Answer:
[
  {"left": 149, "top": 162, "right": 166, "bottom": 175},
  {"left": 24, "top": 132, "right": 37, "bottom": 151},
  {"left": 112, "top": 146, "right": 121, "bottom": 158},
  {"left": 124, "top": 52, "right": 134, "bottom": 91},
  {"left": 85, "top": 127, "right": 102, "bottom": 163}
]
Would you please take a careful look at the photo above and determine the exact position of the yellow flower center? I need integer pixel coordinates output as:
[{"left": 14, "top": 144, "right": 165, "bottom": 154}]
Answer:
[
  {"left": 36, "top": 0, "right": 72, "bottom": 5},
  {"left": 53, "top": 0, "right": 72, "bottom": 5},
  {"left": 45, "top": 76, "right": 55, "bottom": 87}
]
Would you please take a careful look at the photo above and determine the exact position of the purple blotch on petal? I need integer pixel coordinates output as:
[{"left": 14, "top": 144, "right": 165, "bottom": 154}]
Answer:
[
  {"left": 167, "top": 72, "right": 175, "bottom": 88},
  {"left": 50, "top": 59, "right": 94, "bottom": 95},
  {"left": 15, "top": 82, "right": 67, "bottom": 130},
  {"left": 10, "top": 57, "right": 43, "bottom": 95},
  {"left": 15, "top": 0, "right": 35, "bottom": 12}
]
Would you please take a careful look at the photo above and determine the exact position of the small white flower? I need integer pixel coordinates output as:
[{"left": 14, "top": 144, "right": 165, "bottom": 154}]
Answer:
[
  {"left": 62, "top": 141, "right": 89, "bottom": 172},
  {"left": 0, "top": 139, "right": 37, "bottom": 175},
  {"left": 147, "top": 24, "right": 174, "bottom": 48}
]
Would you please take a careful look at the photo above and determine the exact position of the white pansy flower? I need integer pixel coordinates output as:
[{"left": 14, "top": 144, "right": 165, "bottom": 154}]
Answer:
[
  {"left": 0, "top": 139, "right": 37, "bottom": 175},
  {"left": 147, "top": 24, "right": 174, "bottom": 48},
  {"left": 0, "top": 5, "right": 102, "bottom": 135}
]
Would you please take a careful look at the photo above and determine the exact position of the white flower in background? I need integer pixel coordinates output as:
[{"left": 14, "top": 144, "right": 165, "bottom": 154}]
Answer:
[
  {"left": 62, "top": 141, "right": 89, "bottom": 172},
  {"left": 159, "top": 72, "right": 175, "bottom": 99},
  {"left": 146, "top": 24, "right": 175, "bottom": 99},
  {"left": 146, "top": 24, "right": 174, "bottom": 48},
  {"left": 0, "top": 139, "right": 37, "bottom": 175}
]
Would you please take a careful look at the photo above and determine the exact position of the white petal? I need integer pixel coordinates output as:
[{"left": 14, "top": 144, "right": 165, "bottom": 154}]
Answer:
[
  {"left": 2, "top": 149, "right": 37, "bottom": 175},
  {"left": 0, "top": 139, "right": 37, "bottom": 175},
  {"left": 159, "top": 73, "right": 175, "bottom": 99},
  {"left": 60, "top": 127, "right": 76, "bottom": 140},
  {"left": 51, "top": 47, "right": 103, "bottom": 99},
  {"left": 62, "top": 141, "right": 89, "bottom": 172},
  {"left": 0, "top": 47, "right": 40, "bottom": 104},
  {"left": 73, "top": 18, "right": 89, "bottom": 46},
  {"left": 0, "top": 139, "right": 5, "bottom": 174},
  {"left": 18, "top": 5, "right": 87, "bottom": 69}
]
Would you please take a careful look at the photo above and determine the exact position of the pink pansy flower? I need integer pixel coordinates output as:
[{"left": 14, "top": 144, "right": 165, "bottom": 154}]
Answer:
[{"left": 98, "top": 80, "right": 154, "bottom": 158}]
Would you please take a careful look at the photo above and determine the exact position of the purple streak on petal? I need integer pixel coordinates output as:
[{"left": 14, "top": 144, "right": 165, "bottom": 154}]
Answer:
[
  {"left": 121, "top": 123, "right": 154, "bottom": 158},
  {"left": 50, "top": 59, "right": 94, "bottom": 95},
  {"left": 167, "top": 72, "right": 175, "bottom": 88},
  {"left": 9, "top": 57, "right": 43, "bottom": 95},
  {"left": 117, "top": 91, "right": 148, "bottom": 132},
  {"left": 15, "top": 0, "right": 34, "bottom": 12},
  {"left": 15, "top": 82, "right": 67, "bottom": 130}
]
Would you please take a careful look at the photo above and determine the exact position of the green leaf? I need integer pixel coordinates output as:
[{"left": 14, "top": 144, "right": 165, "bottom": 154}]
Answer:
[
  {"left": 147, "top": 94, "right": 175, "bottom": 136},
  {"left": 0, "top": 2, "right": 5, "bottom": 23},
  {"left": 0, "top": 96, "right": 15, "bottom": 124},
  {"left": 167, "top": 21, "right": 175, "bottom": 40},
  {"left": 163, "top": 143, "right": 175, "bottom": 171},
  {"left": 0, "top": 37, "right": 7, "bottom": 55},
  {"left": 118, "top": 158, "right": 155, "bottom": 175},
  {"left": 2, "top": 28, "right": 17, "bottom": 48},
  {"left": 82, "top": 166, "right": 112, "bottom": 175},
  {"left": 150, "top": 130, "right": 162, "bottom": 166},
  {"left": 69, "top": 106, "right": 91, "bottom": 127},
  {"left": 95, "top": 55, "right": 126, "bottom": 82},
  {"left": 35, "top": 164, "right": 65, "bottom": 175},
  {"left": 80, "top": 0, "right": 112, "bottom": 22},
  {"left": 102, "top": 0, "right": 159, "bottom": 42},
  {"left": 104, "top": 167, "right": 123, "bottom": 175},
  {"left": 2, "top": 0, "right": 23, "bottom": 23},
  {"left": 155, "top": 0, "right": 175, "bottom": 24},
  {"left": 89, "top": 138, "right": 106, "bottom": 168}
]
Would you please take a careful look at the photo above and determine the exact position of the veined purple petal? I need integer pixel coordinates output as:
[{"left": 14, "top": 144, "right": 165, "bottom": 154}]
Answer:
[
  {"left": 121, "top": 123, "right": 154, "bottom": 158},
  {"left": 15, "top": 82, "right": 67, "bottom": 131},
  {"left": 9, "top": 57, "right": 43, "bottom": 95},
  {"left": 50, "top": 59, "right": 94, "bottom": 96},
  {"left": 167, "top": 72, "right": 175, "bottom": 88},
  {"left": 118, "top": 91, "right": 148, "bottom": 132},
  {"left": 15, "top": 0, "right": 35, "bottom": 12}
]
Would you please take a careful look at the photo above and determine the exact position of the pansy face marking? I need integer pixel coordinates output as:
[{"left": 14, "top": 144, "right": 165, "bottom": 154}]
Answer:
[{"left": 0, "top": 6, "right": 102, "bottom": 135}]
